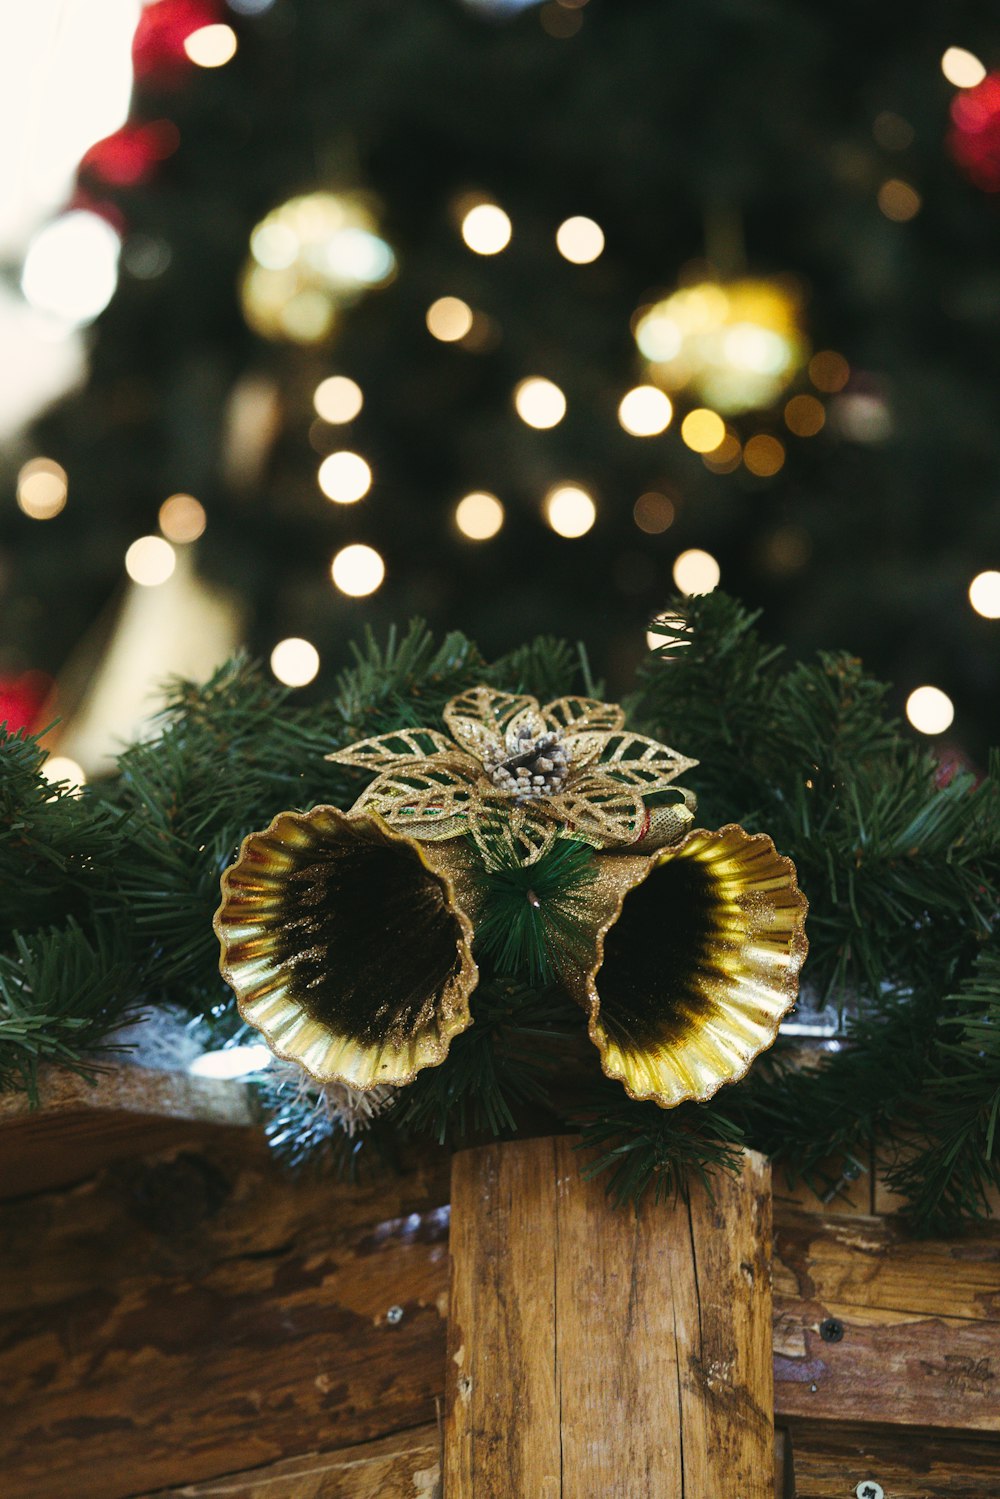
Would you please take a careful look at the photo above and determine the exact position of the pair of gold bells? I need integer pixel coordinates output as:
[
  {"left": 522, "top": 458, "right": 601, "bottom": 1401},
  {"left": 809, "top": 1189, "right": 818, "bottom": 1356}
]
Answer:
[{"left": 215, "top": 688, "right": 808, "bottom": 1109}]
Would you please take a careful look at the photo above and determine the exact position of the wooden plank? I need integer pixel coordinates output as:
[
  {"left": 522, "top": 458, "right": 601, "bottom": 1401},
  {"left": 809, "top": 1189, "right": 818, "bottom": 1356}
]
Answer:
[
  {"left": 773, "top": 1210, "right": 1000, "bottom": 1431},
  {"left": 785, "top": 1421, "right": 1000, "bottom": 1497},
  {"left": 138, "top": 1423, "right": 441, "bottom": 1497},
  {"left": 445, "top": 1136, "right": 774, "bottom": 1499},
  {"left": 0, "top": 1063, "right": 256, "bottom": 1199}
]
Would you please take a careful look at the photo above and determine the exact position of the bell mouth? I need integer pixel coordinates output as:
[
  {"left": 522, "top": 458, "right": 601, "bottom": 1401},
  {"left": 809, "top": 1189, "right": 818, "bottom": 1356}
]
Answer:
[
  {"left": 572, "top": 824, "right": 808, "bottom": 1107},
  {"left": 214, "top": 807, "right": 478, "bottom": 1089}
]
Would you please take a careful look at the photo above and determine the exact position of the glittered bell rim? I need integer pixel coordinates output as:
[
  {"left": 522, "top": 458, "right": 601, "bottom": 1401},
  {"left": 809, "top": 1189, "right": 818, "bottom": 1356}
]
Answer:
[
  {"left": 214, "top": 805, "right": 478, "bottom": 1090},
  {"left": 572, "top": 823, "right": 809, "bottom": 1109}
]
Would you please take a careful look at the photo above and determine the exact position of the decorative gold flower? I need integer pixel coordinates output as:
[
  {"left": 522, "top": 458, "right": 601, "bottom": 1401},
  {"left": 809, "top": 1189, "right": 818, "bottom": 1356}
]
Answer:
[
  {"left": 561, "top": 824, "right": 809, "bottom": 1107},
  {"left": 214, "top": 806, "right": 478, "bottom": 1089},
  {"left": 327, "top": 687, "right": 698, "bottom": 864}
]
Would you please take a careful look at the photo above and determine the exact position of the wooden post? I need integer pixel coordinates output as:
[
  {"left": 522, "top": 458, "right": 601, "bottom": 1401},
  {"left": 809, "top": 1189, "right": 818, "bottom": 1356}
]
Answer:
[{"left": 445, "top": 1135, "right": 773, "bottom": 1499}]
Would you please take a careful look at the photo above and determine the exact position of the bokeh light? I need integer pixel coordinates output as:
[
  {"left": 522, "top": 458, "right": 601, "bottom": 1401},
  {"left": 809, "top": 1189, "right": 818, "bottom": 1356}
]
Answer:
[
  {"left": 702, "top": 432, "right": 742, "bottom": 474},
  {"left": 125, "top": 535, "right": 176, "bottom": 587},
  {"left": 784, "top": 394, "right": 826, "bottom": 436},
  {"left": 544, "top": 484, "right": 596, "bottom": 537},
  {"left": 941, "top": 47, "right": 986, "bottom": 88},
  {"left": 40, "top": 756, "right": 86, "bottom": 792},
  {"left": 184, "top": 24, "right": 238, "bottom": 68},
  {"left": 158, "top": 493, "right": 206, "bottom": 543},
  {"left": 645, "top": 611, "right": 689, "bottom": 652},
  {"left": 555, "top": 215, "right": 604, "bottom": 263},
  {"left": 455, "top": 491, "right": 505, "bottom": 539},
  {"left": 808, "top": 350, "right": 850, "bottom": 393},
  {"left": 331, "top": 543, "right": 385, "bottom": 596},
  {"left": 16, "top": 458, "right": 68, "bottom": 520},
  {"left": 878, "top": 178, "right": 922, "bottom": 221},
  {"left": 21, "top": 210, "right": 121, "bottom": 325},
  {"left": 270, "top": 637, "right": 320, "bottom": 687},
  {"left": 673, "top": 548, "right": 720, "bottom": 595},
  {"left": 314, "top": 375, "right": 363, "bottom": 423},
  {"left": 969, "top": 570, "right": 1000, "bottom": 618},
  {"left": 318, "top": 450, "right": 372, "bottom": 504},
  {"left": 461, "top": 203, "right": 512, "bottom": 255},
  {"left": 426, "top": 296, "right": 474, "bottom": 342},
  {"left": 906, "top": 685, "right": 954, "bottom": 735},
  {"left": 743, "top": 434, "right": 786, "bottom": 476},
  {"left": 618, "top": 385, "right": 672, "bottom": 436},
  {"left": 633, "top": 491, "right": 675, "bottom": 534},
  {"left": 680, "top": 408, "right": 725, "bottom": 453},
  {"left": 514, "top": 377, "right": 566, "bottom": 429}
]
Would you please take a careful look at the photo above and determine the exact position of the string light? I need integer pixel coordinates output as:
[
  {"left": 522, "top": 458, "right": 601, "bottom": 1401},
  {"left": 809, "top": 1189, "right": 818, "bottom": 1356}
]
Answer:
[
  {"left": 555, "top": 216, "right": 604, "bottom": 264},
  {"left": 331, "top": 543, "right": 385, "bottom": 596},
  {"left": 270, "top": 637, "right": 320, "bottom": 687},
  {"left": 125, "top": 535, "right": 176, "bottom": 587},
  {"left": 808, "top": 351, "right": 850, "bottom": 393},
  {"left": 743, "top": 434, "right": 786, "bottom": 477},
  {"left": 21, "top": 210, "right": 120, "bottom": 326},
  {"left": 784, "top": 394, "right": 826, "bottom": 436},
  {"left": 190, "top": 1044, "right": 273, "bottom": 1078},
  {"left": 702, "top": 432, "right": 741, "bottom": 474},
  {"left": 633, "top": 492, "right": 675, "bottom": 534},
  {"left": 426, "top": 296, "right": 474, "bottom": 342},
  {"left": 969, "top": 571, "right": 1000, "bottom": 618},
  {"left": 680, "top": 409, "right": 725, "bottom": 453},
  {"left": 314, "top": 376, "right": 363, "bottom": 423},
  {"left": 318, "top": 451, "right": 372, "bottom": 504},
  {"left": 617, "top": 386, "right": 672, "bottom": 437},
  {"left": 673, "top": 548, "right": 720, "bottom": 595},
  {"left": 906, "top": 686, "right": 954, "bottom": 735},
  {"left": 183, "top": 24, "right": 238, "bottom": 68},
  {"left": 544, "top": 484, "right": 596, "bottom": 537},
  {"left": 514, "top": 377, "right": 566, "bottom": 429},
  {"left": 878, "top": 179, "right": 921, "bottom": 222},
  {"left": 40, "top": 756, "right": 86, "bottom": 792},
  {"left": 455, "top": 492, "right": 505, "bottom": 539},
  {"left": 16, "top": 459, "right": 67, "bottom": 520},
  {"left": 645, "top": 611, "right": 688, "bottom": 652},
  {"left": 941, "top": 47, "right": 986, "bottom": 89},
  {"left": 461, "top": 203, "right": 512, "bottom": 255},
  {"left": 158, "top": 493, "right": 206, "bottom": 543}
]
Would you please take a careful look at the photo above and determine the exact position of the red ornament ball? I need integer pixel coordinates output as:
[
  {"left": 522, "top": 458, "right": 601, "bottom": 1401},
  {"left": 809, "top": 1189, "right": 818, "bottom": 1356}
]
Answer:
[
  {"left": 80, "top": 121, "right": 181, "bottom": 187},
  {"left": 949, "top": 74, "right": 1000, "bottom": 192}
]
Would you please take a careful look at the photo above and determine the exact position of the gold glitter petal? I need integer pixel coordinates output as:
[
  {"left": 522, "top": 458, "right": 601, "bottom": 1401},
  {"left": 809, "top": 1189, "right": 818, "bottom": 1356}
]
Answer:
[
  {"left": 542, "top": 697, "right": 627, "bottom": 735},
  {"left": 325, "top": 727, "right": 456, "bottom": 771},
  {"left": 562, "top": 824, "right": 808, "bottom": 1108},
  {"left": 215, "top": 806, "right": 478, "bottom": 1089},
  {"left": 443, "top": 687, "right": 540, "bottom": 759}
]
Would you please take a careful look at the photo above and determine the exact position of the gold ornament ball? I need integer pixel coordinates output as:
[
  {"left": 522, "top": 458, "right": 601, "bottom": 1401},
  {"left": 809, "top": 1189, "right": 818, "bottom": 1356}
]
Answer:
[
  {"left": 240, "top": 191, "right": 396, "bottom": 345},
  {"left": 634, "top": 276, "right": 807, "bottom": 416}
]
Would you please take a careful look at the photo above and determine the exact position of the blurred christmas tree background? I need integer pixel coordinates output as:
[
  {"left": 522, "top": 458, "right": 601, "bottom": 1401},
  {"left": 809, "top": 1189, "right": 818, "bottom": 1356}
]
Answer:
[{"left": 2, "top": 0, "right": 1000, "bottom": 776}]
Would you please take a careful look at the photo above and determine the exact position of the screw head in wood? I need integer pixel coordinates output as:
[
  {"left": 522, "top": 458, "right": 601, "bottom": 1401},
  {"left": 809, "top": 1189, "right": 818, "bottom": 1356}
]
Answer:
[
  {"left": 819, "top": 1316, "right": 844, "bottom": 1343},
  {"left": 386, "top": 1304, "right": 404, "bottom": 1325},
  {"left": 855, "top": 1483, "right": 884, "bottom": 1499}
]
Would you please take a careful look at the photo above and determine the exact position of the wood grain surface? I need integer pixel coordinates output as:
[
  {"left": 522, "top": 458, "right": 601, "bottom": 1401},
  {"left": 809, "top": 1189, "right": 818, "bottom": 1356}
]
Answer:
[
  {"left": 784, "top": 1421, "right": 1000, "bottom": 1497},
  {"left": 445, "top": 1136, "right": 774, "bottom": 1499}
]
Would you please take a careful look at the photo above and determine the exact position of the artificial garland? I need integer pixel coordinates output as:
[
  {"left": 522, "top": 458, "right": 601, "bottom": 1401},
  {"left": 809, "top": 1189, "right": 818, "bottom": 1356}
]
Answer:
[{"left": 2, "top": 594, "right": 998, "bottom": 1227}]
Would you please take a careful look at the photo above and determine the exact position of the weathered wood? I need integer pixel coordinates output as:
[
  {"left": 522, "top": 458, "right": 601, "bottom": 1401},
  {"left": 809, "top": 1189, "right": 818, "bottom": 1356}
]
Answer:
[
  {"left": 445, "top": 1136, "right": 774, "bottom": 1499},
  {"left": 0, "top": 1063, "right": 256, "bottom": 1198},
  {"left": 785, "top": 1421, "right": 1000, "bottom": 1497},
  {"left": 773, "top": 1210, "right": 1000, "bottom": 1431},
  {"left": 138, "top": 1423, "right": 441, "bottom": 1498}
]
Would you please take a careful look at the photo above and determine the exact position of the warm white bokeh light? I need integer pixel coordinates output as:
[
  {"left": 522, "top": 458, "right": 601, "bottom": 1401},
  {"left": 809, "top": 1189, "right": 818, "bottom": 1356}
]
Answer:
[
  {"left": 183, "top": 24, "right": 238, "bottom": 68},
  {"left": 544, "top": 484, "right": 596, "bottom": 538},
  {"left": 158, "top": 493, "right": 206, "bottom": 543},
  {"left": 618, "top": 385, "right": 673, "bottom": 437},
  {"left": 680, "top": 408, "right": 726, "bottom": 453},
  {"left": 426, "top": 296, "right": 474, "bottom": 342},
  {"left": 455, "top": 491, "right": 505, "bottom": 540},
  {"left": 906, "top": 685, "right": 954, "bottom": 735},
  {"left": 16, "top": 457, "right": 67, "bottom": 519},
  {"left": 969, "top": 570, "right": 1000, "bottom": 619},
  {"left": 21, "top": 210, "right": 121, "bottom": 325},
  {"left": 270, "top": 637, "right": 320, "bottom": 687},
  {"left": 125, "top": 535, "right": 176, "bottom": 587},
  {"left": 555, "top": 216, "right": 605, "bottom": 264},
  {"left": 514, "top": 377, "right": 566, "bottom": 429},
  {"left": 40, "top": 755, "right": 86, "bottom": 791},
  {"left": 461, "top": 203, "right": 512, "bottom": 255},
  {"left": 318, "top": 450, "right": 372, "bottom": 504},
  {"left": 672, "top": 548, "right": 720, "bottom": 595},
  {"left": 941, "top": 47, "right": 986, "bottom": 88},
  {"left": 331, "top": 543, "right": 385, "bottom": 596},
  {"left": 189, "top": 1044, "right": 274, "bottom": 1078},
  {"left": 313, "top": 375, "right": 363, "bottom": 423}
]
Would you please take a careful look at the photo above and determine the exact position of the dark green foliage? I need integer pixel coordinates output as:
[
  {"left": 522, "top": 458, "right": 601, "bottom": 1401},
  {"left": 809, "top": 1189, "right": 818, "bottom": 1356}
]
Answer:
[
  {"left": 2, "top": 602, "right": 998, "bottom": 1224},
  {"left": 472, "top": 835, "right": 598, "bottom": 983}
]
